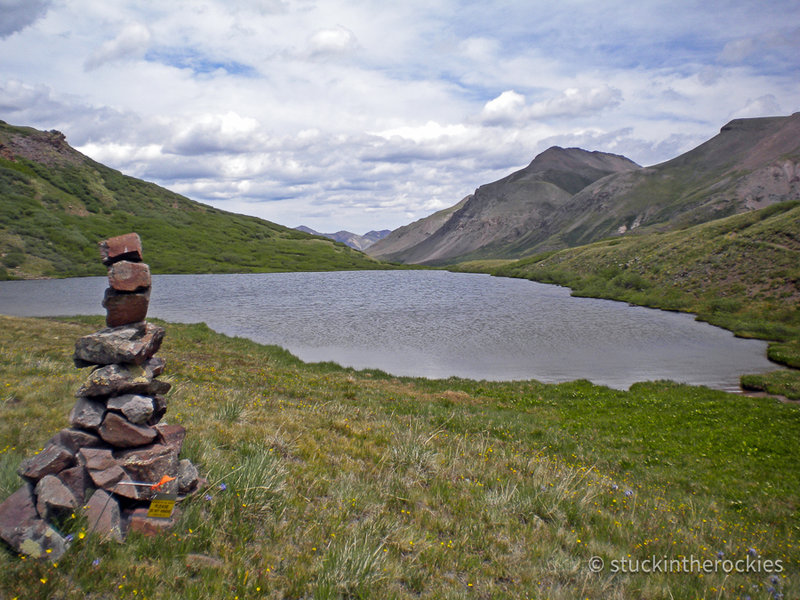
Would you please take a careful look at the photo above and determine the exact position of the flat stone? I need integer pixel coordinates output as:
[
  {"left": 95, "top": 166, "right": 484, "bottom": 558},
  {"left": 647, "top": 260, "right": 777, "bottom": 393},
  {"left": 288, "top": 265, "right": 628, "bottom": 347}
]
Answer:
[
  {"left": 108, "top": 260, "right": 151, "bottom": 292},
  {"left": 85, "top": 489, "right": 124, "bottom": 543},
  {"left": 88, "top": 465, "right": 126, "bottom": 491},
  {"left": 155, "top": 424, "right": 185, "bottom": 454},
  {"left": 99, "top": 412, "right": 158, "bottom": 448},
  {"left": 107, "top": 394, "right": 154, "bottom": 425},
  {"left": 127, "top": 507, "right": 181, "bottom": 537},
  {"left": 57, "top": 466, "right": 92, "bottom": 504},
  {"left": 177, "top": 459, "right": 199, "bottom": 495},
  {"left": 78, "top": 447, "right": 116, "bottom": 471},
  {"left": 51, "top": 428, "right": 102, "bottom": 453},
  {"left": 18, "top": 444, "right": 75, "bottom": 482},
  {"left": 73, "top": 322, "right": 165, "bottom": 367},
  {"left": 35, "top": 475, "right": 78, "bottom": 521},
  {"left": 76, "top": 359, "right": 171, "bottom": 398},
  {"left": 68, "top": 397, "right": 106, "bottom": 430},
  {"left": 103, "top": 288, "right": 150, "bottom": 327},
  {"left": 99, "top": 233, "right": 142, "bottom": 266}
]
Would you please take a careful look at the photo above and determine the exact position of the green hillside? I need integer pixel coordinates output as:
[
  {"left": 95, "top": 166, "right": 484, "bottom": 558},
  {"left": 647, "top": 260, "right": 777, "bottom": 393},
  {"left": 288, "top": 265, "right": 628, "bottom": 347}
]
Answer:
[
  {"left": 455, "top": 200, "right": 800, "bottom": 398},
  {"left": 0, "top": 122, "right": 388, "bottom": 278}
]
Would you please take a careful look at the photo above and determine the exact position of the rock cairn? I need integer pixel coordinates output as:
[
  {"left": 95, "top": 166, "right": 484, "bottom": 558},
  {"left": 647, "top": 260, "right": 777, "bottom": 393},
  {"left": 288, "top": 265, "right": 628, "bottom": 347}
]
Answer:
[{"left": 0, "top": 233, "right": 199, "bottom": 560}]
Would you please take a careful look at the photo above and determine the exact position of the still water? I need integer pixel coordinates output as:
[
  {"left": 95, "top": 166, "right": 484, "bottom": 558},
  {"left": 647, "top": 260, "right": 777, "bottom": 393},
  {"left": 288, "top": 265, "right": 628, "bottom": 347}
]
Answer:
[{"left": 0, "top": 270, "right": 776, "bottom": 391}]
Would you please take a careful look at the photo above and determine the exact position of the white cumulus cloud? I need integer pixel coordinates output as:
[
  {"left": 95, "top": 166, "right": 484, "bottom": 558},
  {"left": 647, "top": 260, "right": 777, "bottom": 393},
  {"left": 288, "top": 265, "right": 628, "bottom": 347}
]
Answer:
[{"left": 84, "top": 23, "right": 151, "bottom": 71}]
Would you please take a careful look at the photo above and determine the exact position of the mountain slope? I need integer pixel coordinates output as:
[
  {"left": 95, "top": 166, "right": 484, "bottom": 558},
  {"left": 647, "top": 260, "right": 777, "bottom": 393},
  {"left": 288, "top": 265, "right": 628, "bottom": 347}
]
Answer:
[
  {"left": 366, "top": 197, "right": 469, "bottom": 261},
  {"left": 556, "top": 113, "right": 800, "bottom": 248},
  {"left": 0, "top": 121, "right": 385, "bottom": 278},
  {"left": 294, "top": 226, "right": 390, "bottom": 251},
  {"left": 368, "top": 147, "right": 639, "bottom": 263},
  {"left": 372, "top": 113, "right": 800, "bottom": 265}
]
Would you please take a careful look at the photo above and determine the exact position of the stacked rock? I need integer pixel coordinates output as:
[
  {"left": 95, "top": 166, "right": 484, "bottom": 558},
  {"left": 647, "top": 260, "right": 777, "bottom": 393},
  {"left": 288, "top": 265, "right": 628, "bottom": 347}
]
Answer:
[{"left": 0, "top": 233, "right": 199, "bottom": 560}]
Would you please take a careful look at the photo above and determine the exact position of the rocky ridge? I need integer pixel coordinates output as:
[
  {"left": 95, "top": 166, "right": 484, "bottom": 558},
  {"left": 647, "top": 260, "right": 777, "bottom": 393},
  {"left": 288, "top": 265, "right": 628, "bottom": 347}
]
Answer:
[{"left": 0, "top": 233, "right": 200, "bottom": 560}]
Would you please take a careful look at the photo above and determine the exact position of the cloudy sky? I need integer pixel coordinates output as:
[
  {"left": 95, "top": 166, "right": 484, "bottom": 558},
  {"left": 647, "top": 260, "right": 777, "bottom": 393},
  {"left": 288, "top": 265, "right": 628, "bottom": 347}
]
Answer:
[{"left": 2, "top": 1, "right": 799, "bottom": 233}]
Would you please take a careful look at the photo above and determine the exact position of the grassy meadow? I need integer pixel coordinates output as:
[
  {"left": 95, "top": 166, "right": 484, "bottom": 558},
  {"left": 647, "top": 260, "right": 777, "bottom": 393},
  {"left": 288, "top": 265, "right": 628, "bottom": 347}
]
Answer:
[{"left": 0, "top": 314, "right": 797, "bottom": 599}]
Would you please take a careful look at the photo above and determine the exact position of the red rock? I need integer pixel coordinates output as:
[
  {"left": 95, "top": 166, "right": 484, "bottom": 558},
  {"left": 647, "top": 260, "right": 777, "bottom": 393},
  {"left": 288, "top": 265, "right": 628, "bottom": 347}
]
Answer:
[
  {"left": 102, "top": 287, "right": 150, "bottom": 327},
  {"left": 88, "top": 465, "right": 126, "bottom": 491},
  {"left": 127, "top": 507, "right": 181, "bottom": 536},
  {"left": 0, "top": 485, "right": 68, "bottom": 560},
  {"left": 57, "top": 466, "right": 92, "bottom": 504},
  {"left": 98, "top": 413, "right": 157, "bottom": 448},
  {"left": 34, "top": 475, "right": 78, "bottom": 520},
  {"left": 51, "top": 428, "right": 102, "bottom": 453},
  {"left": 108, "top": 260, "right": 151, "bottom": 292},
  {"left": 99, "top": 233, "right": 142, "bottom": 266},
  {"left": 17, "top": 444, "right": 75, "bottom": 482},
  {"left": 85, "top": 489, "right": 123, "bottom": 542},
  {"left": 155, "top": 424, "right": 186, "bottom": 454},
  {"left": 78, "top": 447, "right": 116, "bottom": 471},
  {"left": 116, "top": 444, "right": 178, "bottom": 500},
  {"left": 0, "top": 485, "right": 38, "bottom": 549}
]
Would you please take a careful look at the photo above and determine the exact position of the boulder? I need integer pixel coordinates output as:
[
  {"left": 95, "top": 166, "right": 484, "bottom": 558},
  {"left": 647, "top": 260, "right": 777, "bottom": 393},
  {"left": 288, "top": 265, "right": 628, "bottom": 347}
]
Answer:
[
  {"left": 99, "top": 233, "right": 142, "bottom": 266},
  {"left": 73, "top": 322, "right": 165, "bottom": 367},
  {"left": 0, "top": 485, "right": 38, "bottom": 549},
  {"left": 108, "top": 260, "right": 151, "bottom": 292},
  {"left": 85, "top": 489, "right": 123, "bottom": 543},
  {"left": 18, "top": 444, "right": 75, "bottom": 482},
  {"left": 177, "top": 459, "right": 199, "bottom": 495},
  {"left": 34, "top": 475, "right": 78, "bottom": 521},
  {"left": 117, "top": 444, "right": 179, "bottom": 499},
  {"left": 102, "top": 288, "right": 150, "bottom": 327},
  {"left": 0, "top": 486, "right": 68, "bottom": 560},
  {"left": 17, "top": 520, "right": 69, "bottom": 560},
  {"left": 68, "top": 397, "right": 106, "bottom": 430},
  {"left": 76, "top": 359, "right": 170, "bottom": 398},
  {"left": 107, "top": 394, "right": 154, "bottom": 425},
  {"left": 98, "top": 413, "right": 158, "bottom": 448},
  {"left": 57, "top": 466, "right": 92, "bottom": 504}
]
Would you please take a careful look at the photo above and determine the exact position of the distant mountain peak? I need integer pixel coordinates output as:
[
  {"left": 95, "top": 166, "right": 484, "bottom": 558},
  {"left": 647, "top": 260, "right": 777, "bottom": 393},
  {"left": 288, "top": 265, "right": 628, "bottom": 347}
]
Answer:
[
  {"left": 294, "top": 226, "right": 390, "bottom": 251},
  {"left": 368, "top": 113, "right": 800, "bottom": 265}
]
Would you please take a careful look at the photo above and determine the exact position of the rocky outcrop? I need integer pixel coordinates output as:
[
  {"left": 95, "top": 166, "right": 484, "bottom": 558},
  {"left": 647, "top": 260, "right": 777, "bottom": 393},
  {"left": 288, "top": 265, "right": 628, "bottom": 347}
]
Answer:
[{"left": 0, "top": 233, "right": 201, "bottom": 560}]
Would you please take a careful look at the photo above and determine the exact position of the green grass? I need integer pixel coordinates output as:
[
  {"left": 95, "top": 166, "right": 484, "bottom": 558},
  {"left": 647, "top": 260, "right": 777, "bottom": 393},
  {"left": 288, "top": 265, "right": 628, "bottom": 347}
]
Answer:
[
  {"left": 0, "top": 315, "right": 797, "bottom": 599},
  {"left": 458, "top": 201, "right": 800, "bottom": 400},
  {"left": 0, "top": 122, "right": 398, "bottom": 278}
]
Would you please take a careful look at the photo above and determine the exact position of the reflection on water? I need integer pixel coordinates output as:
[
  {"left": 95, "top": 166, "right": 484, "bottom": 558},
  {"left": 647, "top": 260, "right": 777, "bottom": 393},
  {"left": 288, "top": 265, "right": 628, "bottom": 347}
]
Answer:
[{"left": 0, "top": 270, "right": 775, "bottom": 391}]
